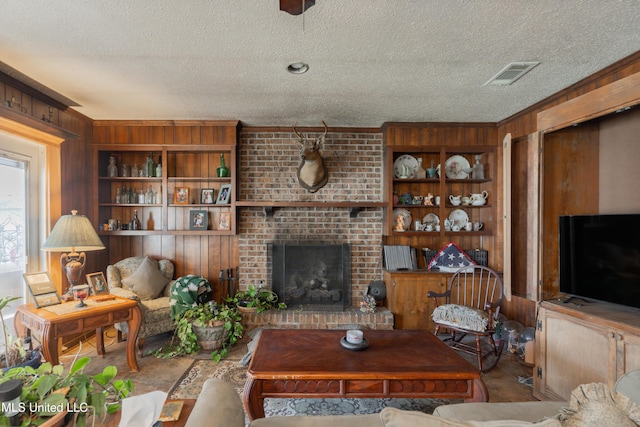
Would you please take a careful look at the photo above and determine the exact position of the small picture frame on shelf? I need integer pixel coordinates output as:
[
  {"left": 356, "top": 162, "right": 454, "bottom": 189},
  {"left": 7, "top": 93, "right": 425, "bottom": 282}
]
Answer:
[
  {"left": 86, "top": 272, "right": 109, "bottom": 295},
  {"left": 190, "top": 210, "right": 208, "bottom": 230},
  {"left": 174, "top": 187, "right": 190, "bottom": 204},
  {"left": 34, "top": 292, "right": 62, "bottom": 308},
  {"left": 218, "top": 211, "right": 231, "bottom": 230},
  {"left": 200, "top": 188, "right": 215, "bottom": 204},
  {"left": 216, "top": 184, "right": 231, "bottom": 204},
  {"left": 23, "top": 272, "right": 61, "bottom": 308}
]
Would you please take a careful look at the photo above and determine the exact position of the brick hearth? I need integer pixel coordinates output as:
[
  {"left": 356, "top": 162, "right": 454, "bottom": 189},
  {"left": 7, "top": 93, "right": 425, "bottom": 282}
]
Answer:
[{"left": 241, "top": 307, "right": 394, "bottom": 331}]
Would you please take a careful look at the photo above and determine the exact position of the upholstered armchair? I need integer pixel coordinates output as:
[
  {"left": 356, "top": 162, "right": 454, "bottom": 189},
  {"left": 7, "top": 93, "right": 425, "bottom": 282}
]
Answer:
[{"left": 106, "top": 256, "right": 175, "bottom": 356}]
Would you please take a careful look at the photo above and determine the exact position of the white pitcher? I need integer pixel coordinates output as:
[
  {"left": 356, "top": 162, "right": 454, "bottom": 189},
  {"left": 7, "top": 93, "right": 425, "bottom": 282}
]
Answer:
[
  {"left": 470, "top": 191, "right": 489, "bottom": 205},
  {"left": 449, "top": 195, "right": 462, "bottom": 206}
]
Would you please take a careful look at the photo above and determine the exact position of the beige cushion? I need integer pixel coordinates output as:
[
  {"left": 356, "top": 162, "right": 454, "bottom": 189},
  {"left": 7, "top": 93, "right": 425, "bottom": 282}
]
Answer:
[
  {"left": 433, "top": 401, "right": 568, "bottom": 422},
  {"left": 380, "top": 408, "right": 561, "bottom": 427},
  {"left": 186, "top": 379, "right": 244, "bottom": 427},
  {"left": 432, "top": 304, "right": 489, "bottom": 332},
  {"left": 251, "top": 414, "right": 382, "bottom": 427},
  {"left": 560, "top": 382, "right": 640, "bottom": 427},
  {"left": 121, "top": 256, "right": 170, "bottom": 300},
  {"left": 615, "top": 369, "right": 640, "bottom": 404}
]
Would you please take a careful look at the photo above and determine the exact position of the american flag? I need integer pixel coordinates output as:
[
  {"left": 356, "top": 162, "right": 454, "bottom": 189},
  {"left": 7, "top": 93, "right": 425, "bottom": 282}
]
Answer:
[{"left": 427, "top": 242, "right": 477, "bottom": 272}]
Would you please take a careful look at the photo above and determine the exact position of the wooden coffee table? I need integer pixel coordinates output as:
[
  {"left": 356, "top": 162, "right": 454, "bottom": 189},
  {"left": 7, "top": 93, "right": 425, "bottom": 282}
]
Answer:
[{"left": 243, "top": 329, "right": 488, "bottom": 420}]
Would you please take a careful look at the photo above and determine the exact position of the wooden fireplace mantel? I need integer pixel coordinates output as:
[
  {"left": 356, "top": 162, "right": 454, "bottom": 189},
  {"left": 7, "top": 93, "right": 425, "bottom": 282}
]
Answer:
[{"left": 236, "top": 201, "right": 386, "bottom": 217}]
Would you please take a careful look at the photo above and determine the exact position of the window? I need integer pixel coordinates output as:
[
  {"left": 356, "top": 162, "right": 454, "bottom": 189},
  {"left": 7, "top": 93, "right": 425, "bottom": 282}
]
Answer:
[{"left": 0, "top": 132, "right": 44, "bottom": 328}]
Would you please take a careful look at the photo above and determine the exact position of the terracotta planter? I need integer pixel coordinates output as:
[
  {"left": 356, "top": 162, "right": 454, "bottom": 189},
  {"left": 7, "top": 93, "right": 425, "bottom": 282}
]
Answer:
[{"left": 237, "top": 305, "right": 258, "bottom": 314}]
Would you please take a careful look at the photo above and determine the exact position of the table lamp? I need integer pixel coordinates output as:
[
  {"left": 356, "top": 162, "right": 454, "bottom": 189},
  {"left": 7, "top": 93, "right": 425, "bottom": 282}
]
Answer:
[{"left": 41, "top": 210, "right": 105, "bottom": 298}]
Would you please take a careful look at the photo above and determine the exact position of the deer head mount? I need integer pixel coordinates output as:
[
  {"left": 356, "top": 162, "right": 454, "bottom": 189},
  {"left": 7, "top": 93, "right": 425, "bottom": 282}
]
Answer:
[{"left": 293, "top": 121, "right": 329, "bottom": 193}]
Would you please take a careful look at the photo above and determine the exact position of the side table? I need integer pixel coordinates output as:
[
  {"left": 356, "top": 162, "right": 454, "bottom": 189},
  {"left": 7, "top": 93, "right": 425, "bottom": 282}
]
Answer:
[{"left": 14, "top": 297, "right": 142, "bottom": 372}]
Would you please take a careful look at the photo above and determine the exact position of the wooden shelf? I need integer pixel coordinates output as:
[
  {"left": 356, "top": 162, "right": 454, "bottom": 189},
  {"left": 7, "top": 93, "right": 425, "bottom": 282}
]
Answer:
[
  {"left": 98, "top": 230, "right": 163, "bottom": 236},
  {"left": 236, "top": 201, "right": 386, "bottom": 217}
]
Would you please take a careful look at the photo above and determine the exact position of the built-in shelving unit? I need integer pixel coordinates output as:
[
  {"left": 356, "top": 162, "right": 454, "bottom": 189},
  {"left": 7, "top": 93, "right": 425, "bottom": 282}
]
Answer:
[
  {"left": 94, "top": 144, "right": 237, "bottom": 236},
  {"left": 384, "top": 145, "right": 497, "bottom": 244}
]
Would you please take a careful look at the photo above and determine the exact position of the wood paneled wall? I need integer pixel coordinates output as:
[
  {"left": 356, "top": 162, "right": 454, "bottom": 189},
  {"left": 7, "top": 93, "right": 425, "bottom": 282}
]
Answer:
[
  {"left": 498, "top": 51, "right": 640, "bottom": 325},
  {"left": 91, "top": 121, "right": 239, "bottom": 302}
]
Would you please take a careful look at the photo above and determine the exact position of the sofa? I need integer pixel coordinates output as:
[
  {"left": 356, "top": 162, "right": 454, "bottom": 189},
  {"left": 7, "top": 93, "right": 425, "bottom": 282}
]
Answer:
[{"left": 184, "top": 370, "right": 640, "bottom": 427}]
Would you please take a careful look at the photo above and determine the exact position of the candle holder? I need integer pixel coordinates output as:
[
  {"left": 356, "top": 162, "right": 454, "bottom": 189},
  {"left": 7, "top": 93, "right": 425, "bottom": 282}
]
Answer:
[{"left": 72, "top": 285, "right": 91, "bottom": 308}]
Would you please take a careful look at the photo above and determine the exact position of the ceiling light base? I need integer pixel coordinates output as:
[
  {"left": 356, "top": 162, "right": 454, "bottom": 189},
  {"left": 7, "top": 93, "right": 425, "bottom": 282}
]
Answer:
[{"left": 280, "top": 0, "right": 315, "bottom": 15}]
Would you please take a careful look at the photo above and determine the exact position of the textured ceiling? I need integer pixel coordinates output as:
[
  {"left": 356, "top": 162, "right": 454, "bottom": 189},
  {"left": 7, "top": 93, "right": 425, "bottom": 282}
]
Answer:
[{"left": 1, "top": 0, "right": 640, "bottom": 127}]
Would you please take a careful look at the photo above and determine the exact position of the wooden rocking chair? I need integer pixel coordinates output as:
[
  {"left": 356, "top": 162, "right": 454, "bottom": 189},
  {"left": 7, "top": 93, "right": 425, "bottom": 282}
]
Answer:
[{"left": 427, "top": 265, "right": 505, "bottom": 372}]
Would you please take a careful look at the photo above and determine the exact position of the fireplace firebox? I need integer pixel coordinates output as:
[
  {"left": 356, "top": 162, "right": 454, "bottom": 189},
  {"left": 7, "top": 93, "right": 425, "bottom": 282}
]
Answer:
[{"left": 271, "top": 243, "right": 351, "bottom": 311}]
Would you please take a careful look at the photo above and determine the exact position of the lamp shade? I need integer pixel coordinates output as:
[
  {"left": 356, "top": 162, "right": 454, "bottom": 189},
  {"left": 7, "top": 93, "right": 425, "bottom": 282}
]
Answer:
[{"left": 41, "top": 210, "right": 105, "bottom": 252}]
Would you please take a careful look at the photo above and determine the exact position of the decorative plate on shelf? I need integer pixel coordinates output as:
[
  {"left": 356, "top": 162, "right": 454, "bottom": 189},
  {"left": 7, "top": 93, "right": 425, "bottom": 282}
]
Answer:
[
  {"left": 448, "top": 209, "right": 469, "bottom": 228},
  {"left": 393, "top": 208, "right": 412, "bottom": 231},
  {"left": 394, "top": 154, "right": 419, "bottom": 179},
  {"left": 444, "top": 155, "right": 471, "bottom": 179},
  {"left": 422, "top": 213, "right": 440, "bottom": 227}
]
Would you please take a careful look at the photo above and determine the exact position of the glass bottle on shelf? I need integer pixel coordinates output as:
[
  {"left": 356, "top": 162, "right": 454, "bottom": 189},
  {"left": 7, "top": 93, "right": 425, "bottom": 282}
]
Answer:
[
  {"left": 120, "top": 163, "right": 130, "bottom": 177},
  {"left": 472, "top": 154, "right": 484, "bottom": 180},
  {"left": 131, "top": 210, "right": 141, "bottom": 230},
  {"left": 145, "top": 185, "right": 154, "bottom": 204},
  {"left": 115, "top": 187, "right": 122, "bottom": 204},
  {"left": 138, "top": 189, "right": 145, "bottom": 204},
  {"left": 147, "top": 152, "right": 155, "bottom": 177},
  {"left": 415, "top": 158, "right": 426, "bottom": 179},
  {"left": 217, "top": 153, "right": 229, "bottom": 177},
  {"left": 155, "top": 155, "right": 162, "bottom": 177},
  {"left": 107, "top": 156, "right": 118, "bottom": 177},
  {"left": 131, "top": 163, "right": 139, "bottom": 177}
]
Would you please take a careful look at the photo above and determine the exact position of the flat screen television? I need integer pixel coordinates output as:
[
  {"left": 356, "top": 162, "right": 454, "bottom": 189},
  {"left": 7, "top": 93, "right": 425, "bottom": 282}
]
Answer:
[{"left": 559, "top": 214, "right": 640, "bottom": 309}]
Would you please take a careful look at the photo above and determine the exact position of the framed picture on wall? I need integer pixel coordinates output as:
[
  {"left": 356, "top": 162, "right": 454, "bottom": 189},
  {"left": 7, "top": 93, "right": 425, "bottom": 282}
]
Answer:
[
  {"left": 218, "top": 212, "right": 231, "bottom": 230},
  {"left": 216, "top": 184, "right": 231, "bottom": 204},
  {"left": 200, "top": 188, "right": 215, "bottom": 204},
  {"left": 86, "top": 272, "right": 109, "bottom": 295},
  {"left": 174, "top": 187, "right": 190, "bottom": 204},
  {"left": 190, "top": 210, "right": 208, "bottom": 230}
]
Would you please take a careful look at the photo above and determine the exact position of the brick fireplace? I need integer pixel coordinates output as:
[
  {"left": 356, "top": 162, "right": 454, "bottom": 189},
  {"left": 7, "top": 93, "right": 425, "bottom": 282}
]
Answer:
[
  {"left": 271, "top": 243, "right": 352, "bottom": 311},
  {"left": 238, "top": 129, "right": 393, "bottom": 330}
]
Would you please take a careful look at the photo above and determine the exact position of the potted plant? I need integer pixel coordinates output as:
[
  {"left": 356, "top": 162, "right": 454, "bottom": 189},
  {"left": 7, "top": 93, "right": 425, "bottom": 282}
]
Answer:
[
  {"left": 229, "top": 284, "right": 286, "bottom": 313},
  {"left": 155, "top": 301, "right": 243, "bottom": 362},
  {"left": 0, "top": 296, "right": 41, "bottom": 371},
  {"left": 0, "top": 356, "right": 133, "bottom": 427}
]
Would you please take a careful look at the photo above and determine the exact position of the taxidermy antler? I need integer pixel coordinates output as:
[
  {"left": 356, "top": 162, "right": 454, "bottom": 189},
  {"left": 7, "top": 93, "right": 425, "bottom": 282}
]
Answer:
[{"left": 293, "top": 121, "right": 329, "bottom": 193}]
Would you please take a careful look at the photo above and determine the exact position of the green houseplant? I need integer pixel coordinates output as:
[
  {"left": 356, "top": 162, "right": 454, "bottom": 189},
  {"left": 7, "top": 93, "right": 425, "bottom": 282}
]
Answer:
[
  {"left": 229, "top": 285, "right": 286, "bottom": 313},
  {"left": 0, "top": 356, "right": 133, "bottom": 427},
  {"left": 0, "top": 296, "right": 41, "bottom": 371},
  {"left": 156, "top": 301, "right": 243, "bottom": 362}
]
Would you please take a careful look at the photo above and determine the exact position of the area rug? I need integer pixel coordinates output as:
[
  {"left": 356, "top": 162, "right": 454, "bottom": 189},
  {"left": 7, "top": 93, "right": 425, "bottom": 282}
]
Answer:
[{"left": 169, "top": 359, "right": 458, "bottom": 417}]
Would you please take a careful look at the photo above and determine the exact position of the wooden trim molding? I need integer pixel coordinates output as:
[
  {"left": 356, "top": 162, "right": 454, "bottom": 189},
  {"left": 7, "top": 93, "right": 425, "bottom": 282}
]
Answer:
[
  {"left": 502, "top": 133, "right": 512, "bottom": 301},
  {"left": 0, "top": 108, "right": 67, "bottom": 293},
  {"left": 537, "top": 72, "right": 640, "bottom": 133},
  {"left": 0, "top": 105, "right": 78, "bottom": 144}
]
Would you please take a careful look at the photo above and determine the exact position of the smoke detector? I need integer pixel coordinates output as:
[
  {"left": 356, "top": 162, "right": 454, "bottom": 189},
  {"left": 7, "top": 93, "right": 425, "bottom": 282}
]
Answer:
[{"left": 485, "top": 62, "right": 540, "bottom": 86}]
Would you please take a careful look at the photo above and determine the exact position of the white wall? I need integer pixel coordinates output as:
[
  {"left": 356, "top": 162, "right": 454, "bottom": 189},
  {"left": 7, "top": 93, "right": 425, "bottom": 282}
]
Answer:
[{"left": 599, "top": 107, "right": 640, "bottom": 214}]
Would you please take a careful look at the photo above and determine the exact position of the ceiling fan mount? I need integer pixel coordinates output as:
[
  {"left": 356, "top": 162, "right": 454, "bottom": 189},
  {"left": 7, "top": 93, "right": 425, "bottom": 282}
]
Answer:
[{"left": 280, "top": 0, "right": 315, "bottom": 16}]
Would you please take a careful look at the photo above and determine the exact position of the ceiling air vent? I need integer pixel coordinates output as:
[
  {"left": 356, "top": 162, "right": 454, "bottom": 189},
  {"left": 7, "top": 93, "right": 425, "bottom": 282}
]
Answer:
[{"left": 485, "top": 62, "right": 540, "bottom": 86}]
